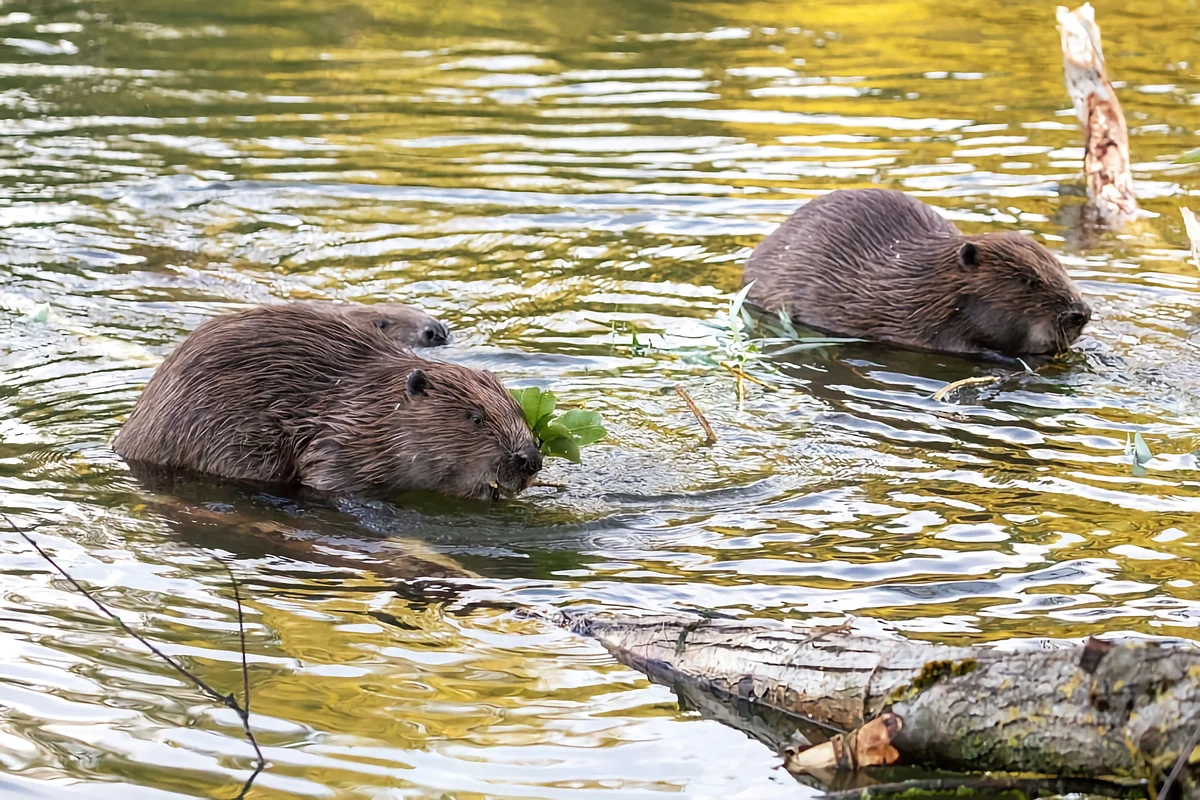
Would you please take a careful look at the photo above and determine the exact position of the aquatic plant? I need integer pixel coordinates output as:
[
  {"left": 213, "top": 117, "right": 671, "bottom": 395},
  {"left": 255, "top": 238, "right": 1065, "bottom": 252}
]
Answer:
[{"left": 510, "top": 386, "right": 606, "bottom": 463}]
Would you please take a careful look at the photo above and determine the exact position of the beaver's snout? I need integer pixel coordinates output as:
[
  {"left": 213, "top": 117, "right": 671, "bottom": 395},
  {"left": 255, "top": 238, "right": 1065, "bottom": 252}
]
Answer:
[
  {"left": 420, "top": 320, "right": 450, "bottom": 347},
  {"left": 1059, "top": 300, "right": 1092, "bottom": 333},
  {"left": 512, "top": 443, "right": 543, "bottom": 477}
]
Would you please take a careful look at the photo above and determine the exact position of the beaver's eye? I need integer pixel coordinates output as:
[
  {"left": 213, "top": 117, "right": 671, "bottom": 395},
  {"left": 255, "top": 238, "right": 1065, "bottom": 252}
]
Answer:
[
  {"left": 469, "top": 410, "right": 485, "bottom": 426},
  {"left": 373, "top": 318, "right": 390, "bottom": 330}
]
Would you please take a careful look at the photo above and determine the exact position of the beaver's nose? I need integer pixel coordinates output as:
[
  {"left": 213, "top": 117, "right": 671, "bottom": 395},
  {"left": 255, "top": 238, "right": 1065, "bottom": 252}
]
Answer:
[
  {"left": 512, "top": 444, "right": 543, "bottom": 477},
  {"left": 1061, "top": 301, "right": 1092, "bottom": 330},
  {"left": 422, "top": 320, "right": 450, "bottom": 346}
]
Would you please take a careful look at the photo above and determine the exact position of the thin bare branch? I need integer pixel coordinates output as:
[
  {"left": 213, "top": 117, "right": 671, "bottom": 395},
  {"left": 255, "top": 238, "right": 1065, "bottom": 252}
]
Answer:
[
  {"left": 213, "top": 557, "right": 252, "bottom": 716},
  {"left": 210, "top": 556, "right": 266, "bottom": 800},
  {"left": 1156, "top": 717, "right": 1200, "bottom": 800},
  {"left": 719, "top": 361, "right": 777, "bottom": 391},
  {"left": 3, "top": 513, "right": 266, "bottom": 798},
  {"left": 674, "top": 383, "right": 718, "bottom": 443},
  {"left": 932, "top": 375, "right": 998, "bottom": 402}
]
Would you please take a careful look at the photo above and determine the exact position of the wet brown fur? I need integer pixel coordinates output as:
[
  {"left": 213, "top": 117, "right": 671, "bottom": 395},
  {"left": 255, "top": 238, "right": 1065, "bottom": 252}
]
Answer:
[
  {"left": 301, "top": 300, "right": 450, "bottom": 348},
  {"left": 113, "top": 304, "right": 539, "bottom": 500},
  {"left": 743, "top": 189, "right": 1091, "bottom": 357}
]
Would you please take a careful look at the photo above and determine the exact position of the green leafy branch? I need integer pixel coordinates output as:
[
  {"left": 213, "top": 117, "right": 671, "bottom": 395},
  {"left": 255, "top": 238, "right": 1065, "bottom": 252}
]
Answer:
[
  {"left": 708, "top": 281, "right": 863, "bottom": 390},
  {"left": 510, "top": 387, "right": 606, "bottom": 464}
]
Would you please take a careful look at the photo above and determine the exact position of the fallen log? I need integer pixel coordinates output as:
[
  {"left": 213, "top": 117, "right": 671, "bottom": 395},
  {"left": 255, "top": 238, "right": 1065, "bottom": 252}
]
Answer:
[
  {"left": 1057, "top": 3, "right": 1137, "bottom": 226},
  {"left": 536, "top": 609, "right": 1199, "bottom": 796}
]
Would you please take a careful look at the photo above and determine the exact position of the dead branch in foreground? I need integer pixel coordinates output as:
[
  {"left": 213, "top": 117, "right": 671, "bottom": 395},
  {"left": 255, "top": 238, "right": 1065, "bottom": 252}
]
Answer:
[
  {"left": 3, "top": 514, "right": 266, "bottom": 799},
  {"left": 1057, "top": 3, "right": 1137, "bottom": 225},
  {"left": 535, "top": 609, "right": 1199, "bottom": 797}
]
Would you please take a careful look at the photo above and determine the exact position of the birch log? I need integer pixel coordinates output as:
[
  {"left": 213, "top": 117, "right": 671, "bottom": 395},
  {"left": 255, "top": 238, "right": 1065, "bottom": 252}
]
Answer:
[
  {"left": 540, "top": 610, "right": 1200, "bottom": 794},
  {"left": 1057, "top": 3, "right": 1137, "bottom": 224}
]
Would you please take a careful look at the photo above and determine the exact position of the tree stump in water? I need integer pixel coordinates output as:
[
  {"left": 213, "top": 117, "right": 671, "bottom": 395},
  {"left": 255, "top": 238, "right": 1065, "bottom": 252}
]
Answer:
[
  {"left": 538, "top": 609, "right": 1200, "bottom": 796},
  {"left": 1057, "top": 3, "right": 1137, "bottom": 226}
]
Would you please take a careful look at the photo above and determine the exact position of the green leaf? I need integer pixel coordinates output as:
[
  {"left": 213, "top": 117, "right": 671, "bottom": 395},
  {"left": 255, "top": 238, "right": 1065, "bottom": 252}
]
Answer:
[
  {"left": 540, "top": 420, "right": 571, "bottom": 441},
  {"left": 509, "top": 385, "right": 607, "bottom": 464},
  {"left": 776, "top": 309, "right": 799, "bottom": 339},
  {"left": 557, "top": 409, "right": 606, "bottom": 446},
  {"left": 1178, "top": 147, "right": 1200, "bottom": 164},
  {"left": 729, "top": 280, "right": 755, "bottom": 319},
  {"left": 510, "top": 387, "right": 536, "bottom": 425},
  {"left": 541, "top": 435, "right": 581, "bottom": 464},
  {"left": 510, "top": 387, "right": 557, "bottom": 433},
  {"left": 774, "top": 337, "right": 863, "bottom": 355},
  {"left": 24, "top": 303, "right": 49, "bottom": 323},
  {"left": 536, "top": 390, "right": 556, "bottom": 425},
  {"left": 532, "top": 411, "right": 555, "bottom": 434},
  {"left": 1133, "top": 432, "right": 1152, "bottom": 466}
]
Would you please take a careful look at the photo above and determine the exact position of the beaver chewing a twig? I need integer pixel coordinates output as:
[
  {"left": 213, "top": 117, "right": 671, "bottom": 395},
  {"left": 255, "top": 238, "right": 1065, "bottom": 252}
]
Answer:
[
  {"left": 113, "top": 304, "right": 541, "bottom": 501},
  {"left": 743, "top": 189, "right": 1092, "bottom": 359}
]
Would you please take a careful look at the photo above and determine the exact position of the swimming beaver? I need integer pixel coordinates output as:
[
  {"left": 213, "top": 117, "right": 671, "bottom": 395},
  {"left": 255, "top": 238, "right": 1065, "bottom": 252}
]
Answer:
[
  {"left": 303, "top": 300, "right": 450, "bottom": 347},
  {"left": 743, "top": 189, "right": 1092, "bottom": 358},
  {"left": 113, "top": 304, "right": 540, "bottom": 500}
]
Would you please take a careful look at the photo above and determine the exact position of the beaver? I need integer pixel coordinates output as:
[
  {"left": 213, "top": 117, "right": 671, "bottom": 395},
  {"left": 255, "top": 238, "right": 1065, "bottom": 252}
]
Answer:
[
  {"left": 302, "top": 300, "right": 450, "bottom": 347},
  {"left": 742, "top": 189, "right": 1092, "bottom": 358},
  {"left": 113, "top": 304, "right": 541, "bottom": 500}
]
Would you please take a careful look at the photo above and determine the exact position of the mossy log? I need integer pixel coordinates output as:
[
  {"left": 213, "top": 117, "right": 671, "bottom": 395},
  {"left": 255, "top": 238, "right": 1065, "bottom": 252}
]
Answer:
[{"left": 540, "top": 610, "right": 1200, "bottom": 796}]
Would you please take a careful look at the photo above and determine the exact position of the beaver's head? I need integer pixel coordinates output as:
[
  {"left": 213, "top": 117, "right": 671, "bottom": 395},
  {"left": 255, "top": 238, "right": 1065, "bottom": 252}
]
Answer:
[
  {"left": 952, "top": 233, "right": 1091, "bottom": 357},
  {"left": 337, "top": 302, "right": 451, "bottom": 348},
  {"left": 304, "top": 357, "right": 541, "bottom": 501},
  {"left": 392, "top": 362, "right": 541, "bottom": 500}
]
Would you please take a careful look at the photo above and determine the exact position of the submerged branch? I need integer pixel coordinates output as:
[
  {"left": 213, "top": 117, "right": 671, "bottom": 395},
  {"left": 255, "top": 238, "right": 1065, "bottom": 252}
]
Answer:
[{"left": 932, "top": 376, "right": 998, "bottom": 403}]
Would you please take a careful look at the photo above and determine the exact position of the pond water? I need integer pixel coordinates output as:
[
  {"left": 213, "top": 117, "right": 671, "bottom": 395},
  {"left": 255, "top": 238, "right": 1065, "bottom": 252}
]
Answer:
[{"left": 1, "top": 0, "right": 1199, "bottom": 796}]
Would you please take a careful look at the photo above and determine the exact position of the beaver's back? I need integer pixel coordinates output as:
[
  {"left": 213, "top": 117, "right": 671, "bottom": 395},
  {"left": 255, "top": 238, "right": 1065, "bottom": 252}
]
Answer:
[
  {"left": 113, "top": 305, "right": 406, "bottom": 484},
  {"left": 742, "top": 189, "right": 959, "bottom": 329}
]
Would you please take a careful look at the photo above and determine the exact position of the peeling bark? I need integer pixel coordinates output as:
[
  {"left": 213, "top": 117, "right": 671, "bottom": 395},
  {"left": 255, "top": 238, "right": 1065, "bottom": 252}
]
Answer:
[
  {"left": 540, "top": 610, "right": 1200, "bottom": 795},
  {"left": 782, "top": 714, "right": 902, "bottom": 777},
  {"left": 1057, "top": 3, "right": 1137, "bottom": 225}
]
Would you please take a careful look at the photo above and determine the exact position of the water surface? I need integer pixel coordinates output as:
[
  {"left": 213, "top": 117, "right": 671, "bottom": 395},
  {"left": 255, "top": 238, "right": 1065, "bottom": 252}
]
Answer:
[{"left": 1, "top": 0, "right": 1199, "bottom": 796}]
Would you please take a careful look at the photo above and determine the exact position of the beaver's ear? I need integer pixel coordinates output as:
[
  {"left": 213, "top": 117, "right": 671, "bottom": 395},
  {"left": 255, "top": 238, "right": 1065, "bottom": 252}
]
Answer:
[
  {"left": 958, "top": 242, "right": 979, "bottom": 270},
  {"left": 406, "top": 369, "right": 429, "bottom": 397}
]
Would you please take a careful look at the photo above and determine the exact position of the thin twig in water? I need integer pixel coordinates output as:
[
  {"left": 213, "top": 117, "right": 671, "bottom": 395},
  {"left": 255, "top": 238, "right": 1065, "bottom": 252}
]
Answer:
[
  {"left": 2, "top": 514, "right": 266, "bottom": 798},
  {"left": 1156, "top": 716, "right": 1200, "bottom": 800},
  {"left": 719, "top": 361, "right": 776, "bottom": 391},
  {"left": 932, "top": 375, "right": 998, "bottom": 402},
  {"left": 212, "top": 556, "right": 265, "bottom": 799},
  {"left": 674, "top": 383, "right": 717, "bottom": 444}
]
